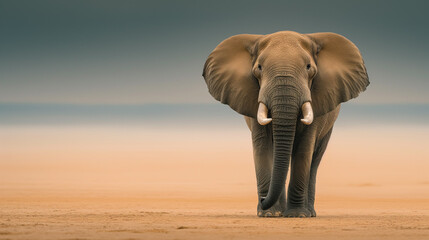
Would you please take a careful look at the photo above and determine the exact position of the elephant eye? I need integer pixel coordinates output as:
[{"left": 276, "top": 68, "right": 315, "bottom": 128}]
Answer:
[
  {"left": 306, "top": 64, "right": 311, "bottom": 70},
  {"left": 258, "top": 64, "right": 262, "bottom": 70}
]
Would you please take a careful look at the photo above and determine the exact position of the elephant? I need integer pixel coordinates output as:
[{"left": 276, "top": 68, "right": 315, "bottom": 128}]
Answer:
[{"left": 202, "top": 31, "right": 369, "bottom": 218}]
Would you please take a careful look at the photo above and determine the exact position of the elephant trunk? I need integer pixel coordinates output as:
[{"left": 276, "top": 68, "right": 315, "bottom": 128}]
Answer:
[{"left": 259, "top": 81, "right": 301, "bottom": 210}]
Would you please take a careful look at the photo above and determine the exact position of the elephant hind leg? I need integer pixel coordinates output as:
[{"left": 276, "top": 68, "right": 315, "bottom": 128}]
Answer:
[{"left": 307, "top": 127, "right": 333, "bottom": 217}]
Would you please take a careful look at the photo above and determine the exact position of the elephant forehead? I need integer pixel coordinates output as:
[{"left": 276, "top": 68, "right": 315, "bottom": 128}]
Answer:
[{"left": 260, "top": 45, "right": 310, "bottom": 66}]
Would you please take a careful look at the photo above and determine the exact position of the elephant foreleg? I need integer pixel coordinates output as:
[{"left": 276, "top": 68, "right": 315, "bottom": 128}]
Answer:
[
  {"left": 283, "top": 125, "right": 316, "bottom": 217},
  {"left": 307, "top": 128, "right": 333, "bottom": 217},
  {"left": 246, "top": 117, "right": 286, "bottom": 217}
]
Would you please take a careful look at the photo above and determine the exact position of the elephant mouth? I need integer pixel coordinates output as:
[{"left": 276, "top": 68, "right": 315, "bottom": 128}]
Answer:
[{"left": 257, "top": 101, "right": 314, "bottom": 126}]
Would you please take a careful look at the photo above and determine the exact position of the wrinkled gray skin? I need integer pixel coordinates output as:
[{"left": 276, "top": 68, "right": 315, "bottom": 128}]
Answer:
[
  {"left": 203, "top": 31, "right": 369, "bottom": 218},
  {"left": 245, "top": 106, "right": 338, "bottom": 217}
]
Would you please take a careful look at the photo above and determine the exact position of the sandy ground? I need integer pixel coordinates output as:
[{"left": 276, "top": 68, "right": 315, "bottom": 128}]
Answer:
[
  {"left": 1, "top": 187, "right": 428, "bottom": 240},
  {"left": 1, "top": 125, "right": 428, "bottom": 239}
]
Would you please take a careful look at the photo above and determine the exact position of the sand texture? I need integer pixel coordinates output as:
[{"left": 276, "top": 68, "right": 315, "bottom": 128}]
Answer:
[
  {"left": 1, "top": 188, "right": 429, "bottom": 240},
  {"left": 1, "top": 125, "right": 428, "bottom": 239}
]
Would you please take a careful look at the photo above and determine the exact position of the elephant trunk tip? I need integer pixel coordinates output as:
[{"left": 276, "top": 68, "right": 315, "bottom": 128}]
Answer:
[
  {"left": 259, "top": 197, "right": 269, "bottom": 210},
  {"left": 259, "top": 196, "right": 278, "bottom": 210}
]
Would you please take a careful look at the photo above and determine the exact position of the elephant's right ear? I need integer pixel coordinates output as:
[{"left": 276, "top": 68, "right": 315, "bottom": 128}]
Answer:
[{"left": 203, "top": 34, "right": 262, "bottom": 118}]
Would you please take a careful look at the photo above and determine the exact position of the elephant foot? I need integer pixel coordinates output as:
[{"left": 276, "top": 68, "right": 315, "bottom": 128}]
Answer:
[
  {"left": 308, "top": 207, "right": 317, "bottom": 217},
  {"left": 282, "top": 208, "right": 312, "bottom": 218},
  {"left": 257, "top": 201, "right": 284, "bottom": 218}
]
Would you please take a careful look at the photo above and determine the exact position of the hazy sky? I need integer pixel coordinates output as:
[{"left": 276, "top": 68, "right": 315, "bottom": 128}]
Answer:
[{"left": 1, "top": 0, "right": 428, "bottom": 105}]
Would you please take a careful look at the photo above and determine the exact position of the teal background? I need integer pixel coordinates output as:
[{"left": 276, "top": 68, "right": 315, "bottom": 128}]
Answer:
[{"left": 1, "top": 0, "right": 428, "bottom": 124}]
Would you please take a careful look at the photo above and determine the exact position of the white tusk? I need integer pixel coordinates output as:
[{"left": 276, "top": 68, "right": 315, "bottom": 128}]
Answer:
[
  {"left": 257, "top": 102, "right": 272, "bottom": 125},
  {"left": 301, "top": 102, "right": 314, "bottom": 125}
]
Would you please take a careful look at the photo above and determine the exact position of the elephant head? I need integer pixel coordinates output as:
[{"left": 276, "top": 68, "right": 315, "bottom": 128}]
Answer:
[{"left": 202, "top": 31, "right": 369, "bottom": 210}]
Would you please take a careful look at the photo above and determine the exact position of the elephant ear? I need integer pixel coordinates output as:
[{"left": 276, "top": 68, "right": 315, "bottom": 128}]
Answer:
[
  {"left": 307, "top": 32, "right": 369, "bottom": 116},
  {"left": 203, "top": 34, "right": 262, "bottom": 118}
]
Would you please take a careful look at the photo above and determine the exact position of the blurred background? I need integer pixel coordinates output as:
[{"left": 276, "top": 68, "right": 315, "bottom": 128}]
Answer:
[{"left": 1, "top": 0, "right": 428, "bottom": 200}]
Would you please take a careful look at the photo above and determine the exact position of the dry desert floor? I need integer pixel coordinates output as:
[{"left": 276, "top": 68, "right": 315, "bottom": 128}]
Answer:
[
  {"left": 1, "top": 188, "right": 428, "bottom": 240},
  {"left": 1, "top": 125, "right": 429, "bottom": 239}
]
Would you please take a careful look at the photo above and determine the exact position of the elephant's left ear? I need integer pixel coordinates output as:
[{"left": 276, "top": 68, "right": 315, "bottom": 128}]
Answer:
[{"left": 306, "top": 32, "right": 369, "bottom": 116}]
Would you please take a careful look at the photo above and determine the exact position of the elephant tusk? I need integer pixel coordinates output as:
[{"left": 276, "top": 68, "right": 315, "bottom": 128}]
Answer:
[
  {"left": 301, "top": 102, "right": 314, "bottom": 125},
  {"left": 257, "top": 102, "right": 272, "bottom": 125}
]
